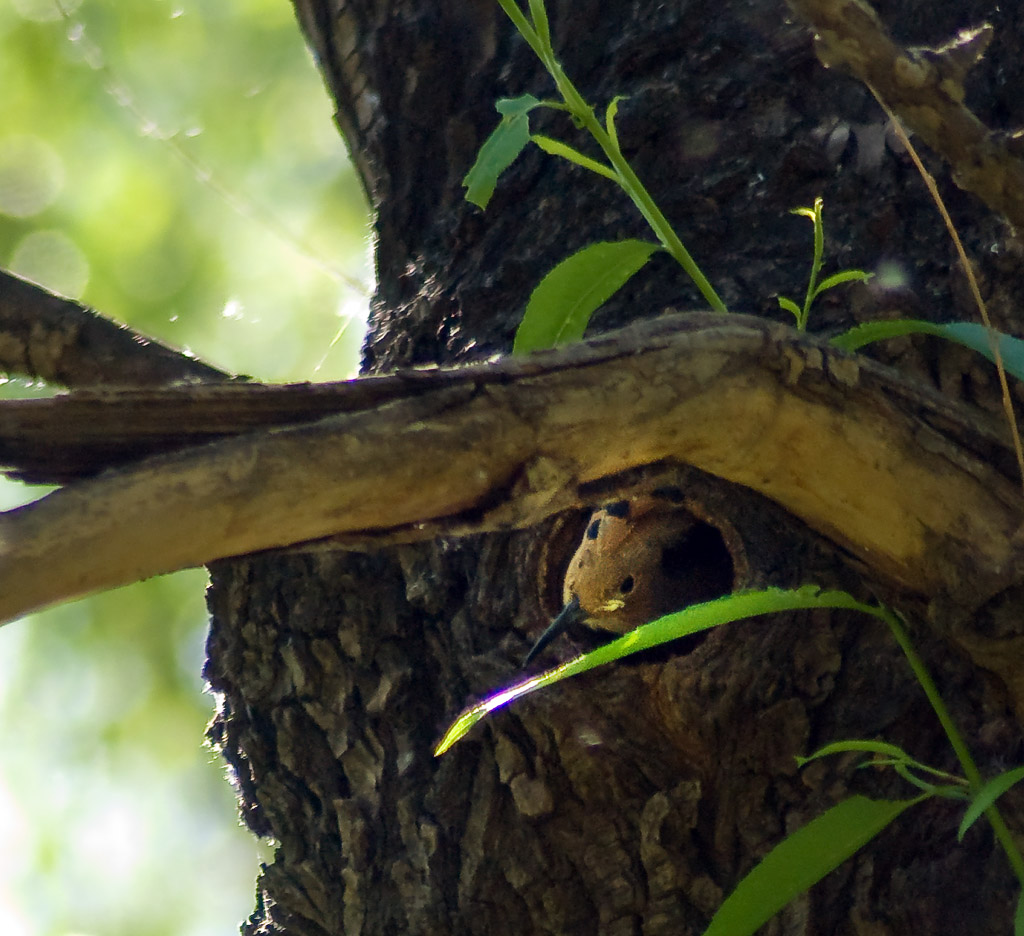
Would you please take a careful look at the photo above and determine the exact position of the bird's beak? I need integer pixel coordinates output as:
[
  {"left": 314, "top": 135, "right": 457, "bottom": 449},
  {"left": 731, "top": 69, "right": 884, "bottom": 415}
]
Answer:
[{"left": 523, "top": 594, "right": 586, "bottom": 667}]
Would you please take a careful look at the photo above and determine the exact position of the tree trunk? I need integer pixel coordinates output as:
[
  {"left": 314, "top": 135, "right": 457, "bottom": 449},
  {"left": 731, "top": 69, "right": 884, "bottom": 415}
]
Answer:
[{"left": 203, "top": 1, "right": 1024, "bottom": 933}]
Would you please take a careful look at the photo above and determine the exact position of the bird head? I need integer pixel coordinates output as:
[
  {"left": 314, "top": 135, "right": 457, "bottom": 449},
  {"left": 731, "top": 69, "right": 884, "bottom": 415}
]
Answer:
[{"left": 523, "top": 496, "right": 731, "bottom": 665}]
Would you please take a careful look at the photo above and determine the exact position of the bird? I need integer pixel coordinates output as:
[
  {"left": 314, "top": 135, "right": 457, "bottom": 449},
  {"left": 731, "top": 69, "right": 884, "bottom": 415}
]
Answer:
[{"left": 523, "top": 495, "right": 732, "bottom": 666}]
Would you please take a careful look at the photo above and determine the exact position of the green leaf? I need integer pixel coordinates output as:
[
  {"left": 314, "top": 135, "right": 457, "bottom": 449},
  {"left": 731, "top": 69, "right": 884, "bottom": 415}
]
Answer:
[
  {"left": 800, "top": 739, "right": 968, "bottom": 778},
  {"left": 813, "top": 268, "right": 873, "bottom": 295},
  {"left": 830, "top": 318, "right": 1024, "bottom": 381},
  {"left": 462, "top": 94, "right": 541, "bottom": 209},
  {"left": 777, "top": 296, "right": 801, "bottom": 322},
  {"left": 530, "top": 134, "right": 618, "bottom": 181},
  {"left": 433, "top": 663, "right": 575, "bottom": 755},
  {"left": 942, "top": 322, "right": 1024, "bottom": 380},
  {"left": 436, "top": 586, "right": 882, "bottom": 754},
  {"left": 830, "top": 318, "right": 934, "bottom": 351},
  {"left": 513, "top": 239, "right": 661, "bottom": 353},
  {"left": 702, "top": 796, "right": 925, "bottom": 936},
  {"left": 890, "top": 763, "right": 968, "bottom": 798},
  {"left": 798, "top": 740, "right": 967, "bottom": 798},
  {"left": 605, "top": 95, "right": 627, "bottom": 150},
  {"left": 796, "top": 740, "right": 914, "bottom": 767},
  {"left": 958, "top": 765, "right": 1024, "bottom": 840}
]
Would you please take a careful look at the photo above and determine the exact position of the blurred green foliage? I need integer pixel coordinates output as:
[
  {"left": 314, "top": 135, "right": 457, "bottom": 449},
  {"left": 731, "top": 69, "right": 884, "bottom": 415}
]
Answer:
[
  {"left": 0, "top": 2, "right": 371, "bottom": 935},
  {"left": 0, "top": 0, "right": 370, "bottom": 381}
]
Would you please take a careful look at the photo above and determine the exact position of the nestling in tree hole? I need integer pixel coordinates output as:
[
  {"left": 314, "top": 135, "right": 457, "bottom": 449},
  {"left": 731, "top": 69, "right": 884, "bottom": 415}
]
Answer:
[{"left": 524, "top": 494, "right": 735, "bottom": 664}]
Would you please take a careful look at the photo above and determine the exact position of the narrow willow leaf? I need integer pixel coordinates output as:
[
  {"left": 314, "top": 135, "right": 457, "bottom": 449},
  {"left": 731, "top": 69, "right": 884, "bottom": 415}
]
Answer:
[
  {"left": 897, "top": 761, "right": 966, "bottom": 790},
  {"left": 702, "top": 796, "right": 925, "bottom": 936},
  {"left": 462, "top": 94, "right": 541, "bottom": 209},
  {"left": 796, "top": 739, "right": 914, "bottom": 767},
  {"left": 434, "top": 663, "right": 577, "bottom": 755},
  {"left": 436, "top": 586, "right": 880, "bottom": 754},
  {"left": 830, "top": 318, "right": 943, "bottom": 351},
  {"left": 530, "top": 134, "right": 618, "bottom": 181},
  {"left": 777, "top": 296, "right": 801, "bottom": 322},
  {"left": 942, "top": 321, "right": 1024, "bottom": 380},
  {"left": 831, "top": 318, "right": 1024, "bottom": 382},
  {"left": 513, "top": 239, "right": 661, "bottom": 353},
  {"left": 605, "top": 95, "right": 627, "bottom": 150},
  {"left": 958, "top": 765, "right": 1024, "bottom": 840},
  {"left": 813, "top": 268, "right": 873, "bottom": 294},
  {"left": 799, "top": 741, "right": 965, "bottom": 789}
]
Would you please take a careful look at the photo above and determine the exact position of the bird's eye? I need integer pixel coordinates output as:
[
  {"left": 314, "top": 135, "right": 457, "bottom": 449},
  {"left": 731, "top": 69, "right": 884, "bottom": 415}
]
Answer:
[
  {"left": 604, "top": 500, "right": 630, "bottom": 519},
  {"left": 619, "top": 575, "right": 634, "bottom": 594}
]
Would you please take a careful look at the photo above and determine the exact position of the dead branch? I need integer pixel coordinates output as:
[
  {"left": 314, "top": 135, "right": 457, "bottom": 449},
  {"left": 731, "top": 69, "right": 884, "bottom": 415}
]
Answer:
[
  {"left": 786, "top": 0, "right": 1024, "bottom": 229},
  {"left": 0, "top": 269, "right": 233, "bottom": 387},
  {"left": 0, "top": 369, "right": 464, "bottom": 484},
  {"left": 0, "top": 312, "right": 1019, "bottom": 625}
]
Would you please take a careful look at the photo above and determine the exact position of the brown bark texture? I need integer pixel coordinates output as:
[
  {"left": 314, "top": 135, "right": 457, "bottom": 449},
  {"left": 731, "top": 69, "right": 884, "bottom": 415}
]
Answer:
[{"left": 197, "top": 1, "right": 1024, "bottom": 934}]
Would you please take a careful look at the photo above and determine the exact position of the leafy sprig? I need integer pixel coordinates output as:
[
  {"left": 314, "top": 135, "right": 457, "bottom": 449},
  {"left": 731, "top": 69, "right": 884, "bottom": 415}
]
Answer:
[
  {"left": 777, "top": 197, "right": 873, "bottom": 330},
  {"left": 464, "top": 1, "right": 726, "bottom": 354}
]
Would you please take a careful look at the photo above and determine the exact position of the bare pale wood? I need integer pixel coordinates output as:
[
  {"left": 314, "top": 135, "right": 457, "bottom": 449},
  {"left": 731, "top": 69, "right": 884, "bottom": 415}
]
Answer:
[
  {"left": 786, "top": 0, "right": 1024, "bottom": 228},
  {"left": 0, "top": 313, "right": 1019, "bottom": 624}
]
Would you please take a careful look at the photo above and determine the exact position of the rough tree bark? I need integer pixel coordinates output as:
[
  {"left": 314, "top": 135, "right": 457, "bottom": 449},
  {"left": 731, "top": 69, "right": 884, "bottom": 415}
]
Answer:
[{"left": 185, "top": 0, "right": 1024, "bottom": 933}]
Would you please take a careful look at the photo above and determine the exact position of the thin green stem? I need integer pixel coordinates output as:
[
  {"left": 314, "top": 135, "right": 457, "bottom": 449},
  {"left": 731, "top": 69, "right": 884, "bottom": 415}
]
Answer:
[
  {"left": 605, "top": 127, "right": 728, "bottom": 313},
  {"left": 880, "top": 607, "right": 1024, "bottom": 888},
  {"left": 797, "top": 200, "right": 823, "bottom": 330},
  {"left": 549, "top": 63, "right": 726, "bottom": 313},
  {"left": 526, "top": 0, "right": 551, "bottom": 48},
  {"left": 496, "top": 0, "right": 727, "bottom": 313},
  {"left": 495, "top": 0, "right": 547, "bottom": 61}
]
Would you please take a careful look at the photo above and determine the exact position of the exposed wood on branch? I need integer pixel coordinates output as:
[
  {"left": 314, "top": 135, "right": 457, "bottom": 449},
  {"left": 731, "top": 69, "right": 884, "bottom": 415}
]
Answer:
[
  {"left": 786, "top": 0, "right": 1024, "bottom": 228},
  {"left": 0, "top": 269, "right": 233, "bottom": 388},
  {"left": 0, "top": 370, "right": 477, "bottom": 484},
  {"left": 0, "top": 313, "right": 1019, "bottom": 625}
]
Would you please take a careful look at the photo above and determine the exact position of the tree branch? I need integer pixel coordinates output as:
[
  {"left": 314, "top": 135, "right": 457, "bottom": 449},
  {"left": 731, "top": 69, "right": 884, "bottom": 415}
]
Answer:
[
  {"left": 786, "top": 0, "right": 1024, "bottom": 229},
  {"left": 0, "top": 269, "right": 234, "bottom": 387},
  {"left": 0, "top": 375, "right": 429, "bottom": 483},
  {"left": 0, "top": 312, "right": 1019, "bottom": 625}
]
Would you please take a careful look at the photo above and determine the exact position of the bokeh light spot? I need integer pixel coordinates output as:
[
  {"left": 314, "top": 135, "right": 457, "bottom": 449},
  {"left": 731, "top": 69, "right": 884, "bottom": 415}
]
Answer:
[
  {"left": 0, "top": 135, "right": 65, "bottom": 218},
  {"left": 874, "top": 259, "right": 910, "bottom": 291},
  {"left": 9, "top": 230, "right": 90, "bottom": 298}
]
